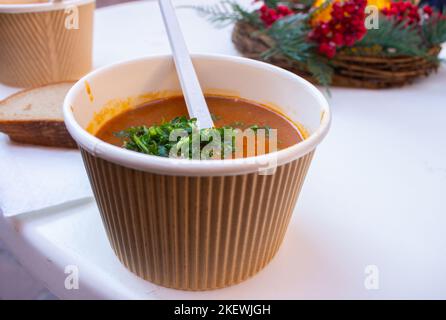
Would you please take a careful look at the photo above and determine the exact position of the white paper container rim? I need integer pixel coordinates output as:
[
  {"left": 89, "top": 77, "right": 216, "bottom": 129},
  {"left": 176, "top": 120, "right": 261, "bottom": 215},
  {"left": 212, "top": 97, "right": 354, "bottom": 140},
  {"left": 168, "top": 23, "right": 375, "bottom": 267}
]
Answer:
[
  {"left": 64, "top": 54, "right": 331, "bottom": 177},
  {"left": 0, "top": 0, "right": 94, "bottom": 13}
]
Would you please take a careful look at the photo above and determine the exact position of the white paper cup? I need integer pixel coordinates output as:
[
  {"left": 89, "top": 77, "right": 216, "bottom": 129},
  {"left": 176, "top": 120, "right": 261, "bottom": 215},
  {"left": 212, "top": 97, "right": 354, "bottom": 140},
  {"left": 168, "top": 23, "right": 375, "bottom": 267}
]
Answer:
[
  {"left": 64, "top": 54, "right": 331, "bottom": 290},
  {"left": 0, "top": 0, "right": 94, "bottom": 87}
]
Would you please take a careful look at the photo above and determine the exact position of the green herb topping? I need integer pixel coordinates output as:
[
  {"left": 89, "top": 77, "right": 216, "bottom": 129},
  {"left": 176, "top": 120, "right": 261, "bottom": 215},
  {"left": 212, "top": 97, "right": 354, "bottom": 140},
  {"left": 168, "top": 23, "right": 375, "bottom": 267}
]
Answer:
[{"left": 114, "top": 116, "right": 272, "bottom": 159}]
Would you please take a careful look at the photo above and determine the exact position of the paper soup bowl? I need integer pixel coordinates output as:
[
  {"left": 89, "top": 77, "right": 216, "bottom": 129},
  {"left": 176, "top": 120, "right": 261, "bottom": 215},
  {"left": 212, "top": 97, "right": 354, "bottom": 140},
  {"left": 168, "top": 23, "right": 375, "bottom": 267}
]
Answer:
[
  {"left": 0, "top": 0, "right": 94, "bottom": 87},
  {"left": 63, "top": 54, "right": 331, "bottom": 290}
]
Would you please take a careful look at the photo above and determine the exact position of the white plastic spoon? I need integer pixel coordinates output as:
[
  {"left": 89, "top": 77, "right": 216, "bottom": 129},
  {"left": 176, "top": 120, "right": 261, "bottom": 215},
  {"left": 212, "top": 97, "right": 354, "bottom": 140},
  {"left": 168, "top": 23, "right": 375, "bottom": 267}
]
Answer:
[{"left": 158, "top": 0, "right": 214, "bottom": 129}]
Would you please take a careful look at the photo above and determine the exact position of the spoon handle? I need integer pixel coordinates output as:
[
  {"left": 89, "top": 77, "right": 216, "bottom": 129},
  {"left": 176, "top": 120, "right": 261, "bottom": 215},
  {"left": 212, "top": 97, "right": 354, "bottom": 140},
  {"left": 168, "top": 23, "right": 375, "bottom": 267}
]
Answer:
[{"left": 158, "top": 0, "right": 214, "bottom": 129}]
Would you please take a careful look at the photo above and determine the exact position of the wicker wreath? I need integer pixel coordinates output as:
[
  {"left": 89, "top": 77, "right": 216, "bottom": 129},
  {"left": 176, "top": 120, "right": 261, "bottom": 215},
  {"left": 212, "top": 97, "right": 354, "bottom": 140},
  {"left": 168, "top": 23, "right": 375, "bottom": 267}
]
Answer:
[{"left": 232, "top": 21, "right": 442, "bottom": 89}]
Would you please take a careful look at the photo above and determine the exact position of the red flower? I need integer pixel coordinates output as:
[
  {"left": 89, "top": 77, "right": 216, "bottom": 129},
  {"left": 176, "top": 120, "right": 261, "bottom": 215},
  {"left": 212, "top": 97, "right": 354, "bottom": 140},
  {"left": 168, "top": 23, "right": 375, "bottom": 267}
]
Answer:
[
  {"left": 344, "top": 34, "right": 356, "bottom": 46},
  {"left": 277, "top": 5, "right": 293, "bottom": 15},
  {"left": 423, "top": 5, "right": 433, "bottom": 16},
  {"left": 318, "top": 42, "right": 337, "bottom": 58},
  {"left": 258, "top": 3, "right": 294, "bottom": 27},
  {"left": 381, "top": 1, "right": 434, "bottom": 26},
  {"left": 332, "top": 32, "right": 344, "bottom": 46},
  {"left": 309, "top": 0, "right": 367, "bottom": 58}
]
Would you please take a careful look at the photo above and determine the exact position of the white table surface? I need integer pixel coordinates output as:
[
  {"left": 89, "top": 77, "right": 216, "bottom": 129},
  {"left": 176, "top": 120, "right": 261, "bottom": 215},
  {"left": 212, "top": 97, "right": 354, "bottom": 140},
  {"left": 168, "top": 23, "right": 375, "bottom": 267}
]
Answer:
[{"left": 1, "top": 0, "right": 446, "bottom": 299}]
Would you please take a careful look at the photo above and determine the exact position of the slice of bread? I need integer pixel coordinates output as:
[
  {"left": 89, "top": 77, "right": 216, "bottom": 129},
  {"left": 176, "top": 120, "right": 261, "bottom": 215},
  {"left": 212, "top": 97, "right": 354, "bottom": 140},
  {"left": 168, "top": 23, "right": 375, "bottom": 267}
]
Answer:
[{"left": 0, "top": 82, "right": 77, "bottom": 148}]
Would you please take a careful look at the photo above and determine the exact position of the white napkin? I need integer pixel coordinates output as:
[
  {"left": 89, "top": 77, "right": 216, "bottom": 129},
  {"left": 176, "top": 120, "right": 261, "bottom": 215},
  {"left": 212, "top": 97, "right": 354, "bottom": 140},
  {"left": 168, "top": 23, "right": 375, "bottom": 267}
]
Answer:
[{"left": 0, "top": 134, "right": 93, "bottom": 217}]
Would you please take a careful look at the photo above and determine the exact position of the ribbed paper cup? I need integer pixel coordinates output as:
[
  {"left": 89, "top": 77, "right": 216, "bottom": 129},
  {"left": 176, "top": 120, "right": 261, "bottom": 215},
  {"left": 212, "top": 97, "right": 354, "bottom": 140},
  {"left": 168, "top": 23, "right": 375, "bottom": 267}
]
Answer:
[
  {"left": 64, "top": 55, "right": 331, "bottom": 290},
  {"left": 0, "top": 0, "right": 94, "bottom": 87}
]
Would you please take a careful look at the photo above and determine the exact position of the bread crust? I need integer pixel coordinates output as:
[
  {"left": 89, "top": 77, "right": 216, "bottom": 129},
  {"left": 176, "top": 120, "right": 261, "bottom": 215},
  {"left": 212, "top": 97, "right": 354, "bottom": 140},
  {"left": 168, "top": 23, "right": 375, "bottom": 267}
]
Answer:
[
  {"left": 0, "top": 119, "right": 77, "bottom": 148},
  {"left": 0, "top": 81, "right": 77, "bottom": 149}
]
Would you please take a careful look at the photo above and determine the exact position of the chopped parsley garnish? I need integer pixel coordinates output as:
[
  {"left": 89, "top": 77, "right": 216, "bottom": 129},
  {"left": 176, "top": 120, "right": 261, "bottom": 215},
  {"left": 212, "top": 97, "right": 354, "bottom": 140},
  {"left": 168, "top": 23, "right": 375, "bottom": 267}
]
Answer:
[{"left": 114, "top": 116, "right": 272, "bottom": 159}]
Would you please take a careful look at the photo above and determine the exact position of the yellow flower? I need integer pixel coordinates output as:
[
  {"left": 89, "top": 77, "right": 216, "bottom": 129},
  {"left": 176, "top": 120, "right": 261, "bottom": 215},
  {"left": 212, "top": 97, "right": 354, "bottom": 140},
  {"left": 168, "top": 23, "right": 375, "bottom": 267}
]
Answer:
[
  {"left": 312, "top": 0, "right": 335, "bottom": 24},
  {"left": 311, "top": 0, "right": 391, "bottom": 24},
  {"left": 367, "top": 0, "right": 391, "bottom": 9}
]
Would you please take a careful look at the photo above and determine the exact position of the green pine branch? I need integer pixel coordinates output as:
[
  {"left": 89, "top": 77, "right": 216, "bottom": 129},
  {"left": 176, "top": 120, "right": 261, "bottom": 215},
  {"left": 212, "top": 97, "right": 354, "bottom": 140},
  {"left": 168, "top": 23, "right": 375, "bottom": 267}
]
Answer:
[
  {"left": 264, "top": 0, "right": 280, "bottom": 8},
  {"left": 422, "top": 14, "right": 446, "bottom": 46},
  {"left": 263, "top": 13, "right": 333, "bottom": 87},
  {"left": 356, "top": 15, "right": 428, "bottom": 56},
  {"left": 291, "top": 0, "right": 317, "bottom": 9},
  {"left": 265, "top": 14, "right": 314, "bottom": 61},
  {"left": 183, "top": 0, "right": 262, "bottom": 28},
  {"left": 267, "top": 0, "right": 317, "bottom": 10},
  {"left": 306, "top": 56, "right": 334, "bottom": 88}
]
